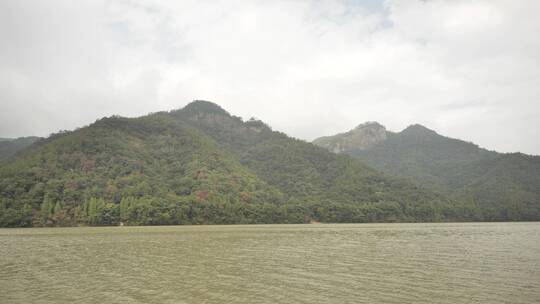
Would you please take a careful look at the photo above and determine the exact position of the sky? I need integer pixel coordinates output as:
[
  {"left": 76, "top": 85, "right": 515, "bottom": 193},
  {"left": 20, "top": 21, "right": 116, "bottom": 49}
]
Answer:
[{"left": 1, "top": 0, "right": 539, "bottom": 155}]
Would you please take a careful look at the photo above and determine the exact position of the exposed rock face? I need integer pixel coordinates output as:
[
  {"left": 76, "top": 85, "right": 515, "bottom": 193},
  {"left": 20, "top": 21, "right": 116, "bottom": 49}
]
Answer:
[{"left": 313, "top": 122, "right": 388, "bottom": 153}]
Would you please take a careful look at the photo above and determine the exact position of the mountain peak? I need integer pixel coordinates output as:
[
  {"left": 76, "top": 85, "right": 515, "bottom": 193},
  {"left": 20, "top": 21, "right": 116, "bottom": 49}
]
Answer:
[
  {"left": 402, "top": 124, "right": 435, "bottom": 133},
  {"left": 353, "top": 121, "right": 386, "bottom": 131},
  {"left": 181, "top": 100, "right": 230, "bottom": 116},
  {"left": 313, "top": 122, "right": 388, "bottom": 153}
]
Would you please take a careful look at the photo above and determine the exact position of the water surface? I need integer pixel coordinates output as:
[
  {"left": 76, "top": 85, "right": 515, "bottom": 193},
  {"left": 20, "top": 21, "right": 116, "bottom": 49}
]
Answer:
[{"left": 1, "top": 223, "right": 539, "bottom": 303}]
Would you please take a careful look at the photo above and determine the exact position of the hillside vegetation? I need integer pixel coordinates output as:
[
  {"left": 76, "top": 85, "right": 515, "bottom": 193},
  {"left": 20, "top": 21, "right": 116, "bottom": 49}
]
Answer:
[
  {"left": 314, "top": 123, "right": 540, "bottom": 221},
  {"left": 0, "top": 101, "right": 471, "bottom": 227}
]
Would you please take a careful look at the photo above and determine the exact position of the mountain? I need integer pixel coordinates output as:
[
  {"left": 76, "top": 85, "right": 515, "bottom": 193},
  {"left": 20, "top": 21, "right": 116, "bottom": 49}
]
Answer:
[
  {"left": 0, "top": 136, "right": 41, "bottom": 161},
  {"left": 0, "top": 101, "right": 466, "bottom": 227},
  {"left": 313, "top": 122, "right": 388, "bottom": 153},
  {"left": 313, "top": 123, "right": 540, "bottom": 221}
]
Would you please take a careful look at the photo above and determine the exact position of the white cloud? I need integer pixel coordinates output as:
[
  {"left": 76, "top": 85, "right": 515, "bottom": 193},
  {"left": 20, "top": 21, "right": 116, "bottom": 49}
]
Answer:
[{"left": 0, "top": 0, "right": 539, "bottom": 154}]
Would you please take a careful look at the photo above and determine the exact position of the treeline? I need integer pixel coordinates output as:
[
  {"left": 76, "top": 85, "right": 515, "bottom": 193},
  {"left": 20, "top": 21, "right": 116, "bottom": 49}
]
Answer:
[{"left": 1, "top": 195, "right": 482, "bottom": 227}]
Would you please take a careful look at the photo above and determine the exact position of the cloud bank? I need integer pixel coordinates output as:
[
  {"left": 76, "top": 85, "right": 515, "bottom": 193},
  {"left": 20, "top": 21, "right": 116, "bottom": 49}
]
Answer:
[{"left": 1, "top": 0, "right": 539, "bottom": 154}]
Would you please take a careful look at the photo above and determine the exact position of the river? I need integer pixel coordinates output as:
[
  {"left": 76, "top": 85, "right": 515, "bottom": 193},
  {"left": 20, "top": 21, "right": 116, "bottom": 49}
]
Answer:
[{"left": 1, "top": 223, "right": 539, "bottom": 303}]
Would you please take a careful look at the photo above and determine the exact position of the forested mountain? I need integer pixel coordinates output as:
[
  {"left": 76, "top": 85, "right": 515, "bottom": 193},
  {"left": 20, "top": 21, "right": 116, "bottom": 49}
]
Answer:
[
  {"left": 0, "top": 136, "right": 41, "bottom": 161},
  {"left": 0, "top": 101, "right": 469, "bottom": 227},
  {"left": 314, "top": 123, "right": 540, "bottom": 221}
]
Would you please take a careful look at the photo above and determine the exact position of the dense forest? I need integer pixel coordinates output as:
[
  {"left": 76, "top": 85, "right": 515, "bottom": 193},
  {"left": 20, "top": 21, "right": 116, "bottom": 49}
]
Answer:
[
  {"left": 0, "top": 101, "right": 487, "bottom": 227},
  {"left": 314, "top": 123, "right": 540, "bottom": 221}
]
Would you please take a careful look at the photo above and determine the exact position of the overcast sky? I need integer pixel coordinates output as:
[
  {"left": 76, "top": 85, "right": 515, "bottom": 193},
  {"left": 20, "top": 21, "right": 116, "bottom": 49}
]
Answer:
[{"left": 1, "top": 0, "right": 539, "bottom": 154}]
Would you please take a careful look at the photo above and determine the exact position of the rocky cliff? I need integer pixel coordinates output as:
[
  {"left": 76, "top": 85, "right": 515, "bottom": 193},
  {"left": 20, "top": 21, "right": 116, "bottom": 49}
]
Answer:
[{"left": 312, "top": 122, "right": 388, "bottom": 153}]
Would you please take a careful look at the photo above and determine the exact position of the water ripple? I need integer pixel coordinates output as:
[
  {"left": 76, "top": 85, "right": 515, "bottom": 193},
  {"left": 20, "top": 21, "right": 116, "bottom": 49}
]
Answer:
[{"left": 1, "top": 223, "right": 539, "bottom": 303}]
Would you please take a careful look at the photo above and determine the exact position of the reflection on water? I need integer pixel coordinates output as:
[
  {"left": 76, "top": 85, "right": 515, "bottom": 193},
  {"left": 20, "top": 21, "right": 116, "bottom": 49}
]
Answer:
[{"left": 1, "top": 223, "right": 539, "bottom": 303}]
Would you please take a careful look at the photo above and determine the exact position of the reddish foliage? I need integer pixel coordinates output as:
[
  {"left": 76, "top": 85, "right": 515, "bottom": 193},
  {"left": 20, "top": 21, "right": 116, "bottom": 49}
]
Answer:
[
  {"left": 239, "top": 191, "right": 250, "bottom": 203},
  {"left": 196, "top": 191, "right": 208, "bottom": 200},
  {"left": 81, "top": 159, "right": 95, "bottom": 173}
]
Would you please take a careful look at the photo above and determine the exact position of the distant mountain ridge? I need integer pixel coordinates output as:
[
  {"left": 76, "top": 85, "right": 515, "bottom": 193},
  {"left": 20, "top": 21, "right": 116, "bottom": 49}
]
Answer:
[
  {"left": 313, "top": 123, "right": 540, "bottom": 220},
  {"left": 0, "top": 136, "right": 41, "bottom": 161}
]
